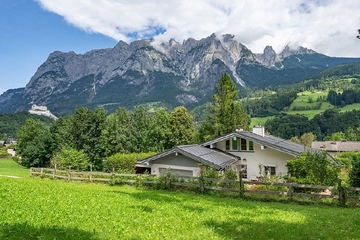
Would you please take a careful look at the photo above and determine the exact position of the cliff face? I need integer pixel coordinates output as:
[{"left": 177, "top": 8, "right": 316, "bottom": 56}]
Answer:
[{"left": 1, "top": 33, "right": 360, "bottom": 115}]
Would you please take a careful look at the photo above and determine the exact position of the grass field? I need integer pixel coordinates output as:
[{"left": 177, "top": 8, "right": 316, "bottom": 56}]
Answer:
[
  {"left": 251, "top": 91, "right": 360, "bottom": 125},
  {"left": 1, "top": 158, "right": 360, "bottom": 239},
  {"left": 0, "top": 158, "right": 29, "bottom": 177}
]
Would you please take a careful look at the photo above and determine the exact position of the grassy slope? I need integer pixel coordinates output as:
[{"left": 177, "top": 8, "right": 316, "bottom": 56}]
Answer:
[
  {"left": 0, "top": 158, "right": 29, "bottom": 177},
  {"left": 252, "top": 90, "right": 360, "bottom": 125},
  {"left": 1, "top": 160, "right": 360, "bottom": 239}
]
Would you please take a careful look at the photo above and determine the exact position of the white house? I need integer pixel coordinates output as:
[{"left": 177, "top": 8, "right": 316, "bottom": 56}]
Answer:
[{"left": 136, "top": 126, "right": 335, "bottom": 180}]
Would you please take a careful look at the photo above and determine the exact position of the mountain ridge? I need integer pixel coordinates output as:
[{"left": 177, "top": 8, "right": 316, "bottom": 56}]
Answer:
[{"left": 2, "top": 33, "right": 360, "bottom": 116}]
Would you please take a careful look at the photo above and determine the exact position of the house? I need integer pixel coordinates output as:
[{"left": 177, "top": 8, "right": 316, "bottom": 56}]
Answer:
[
  {"left": 312, "top": 140, "right": 360, "bottom": 156},
  {"left": 136, "top": 126, "right": 333, "bottom": 180}
]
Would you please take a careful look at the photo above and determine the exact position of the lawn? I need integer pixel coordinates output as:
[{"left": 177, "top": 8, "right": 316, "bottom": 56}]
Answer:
[
  {"left": 0, "top": 158, "right": 29, "bottom": 177},
  {"left": 1, "top": 159, "right": 360, "bottom": 239}
]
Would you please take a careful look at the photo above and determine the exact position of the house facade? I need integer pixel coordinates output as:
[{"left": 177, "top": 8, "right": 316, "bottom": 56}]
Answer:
[{"left": 137, "top": 126, "right": 326, "bottom": 180}]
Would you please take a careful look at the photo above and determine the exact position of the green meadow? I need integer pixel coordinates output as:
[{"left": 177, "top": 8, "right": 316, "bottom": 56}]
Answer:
[
  {"left": 1, "top": 158, "right": 360, "bottom": 239},
  {"left": 252, "top": 91, "right": 360, "bottom": 125}
]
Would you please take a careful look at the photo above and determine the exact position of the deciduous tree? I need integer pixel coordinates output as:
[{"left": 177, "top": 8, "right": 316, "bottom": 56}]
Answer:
[{"left": 17, "top": 118, "right": 52, "bottom": 167}]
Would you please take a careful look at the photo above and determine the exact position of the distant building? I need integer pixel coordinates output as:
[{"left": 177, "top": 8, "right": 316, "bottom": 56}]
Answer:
[
  {"left": 312, "top": 141, "right": 360, "bottom": 156},
  {"left": 29, "top": 104, "right": 58, "bottom": 120}
]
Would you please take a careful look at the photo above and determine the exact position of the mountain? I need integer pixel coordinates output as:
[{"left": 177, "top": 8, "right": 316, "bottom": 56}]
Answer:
[{"left": 1, "top": 33, "right": 360, "bottom": 116}]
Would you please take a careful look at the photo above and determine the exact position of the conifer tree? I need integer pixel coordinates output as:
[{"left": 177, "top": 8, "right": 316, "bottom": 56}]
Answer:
[{"left": 210, "top": 73, "right": 250, "bottom": 137}]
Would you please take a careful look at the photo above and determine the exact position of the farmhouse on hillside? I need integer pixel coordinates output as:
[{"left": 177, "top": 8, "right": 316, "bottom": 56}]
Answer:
[
  {"left": 136, "top": 126, "right": 332, "bottom": 180},
  {"left": 312, "top": 140, "right": 360, "bottom": 156}
]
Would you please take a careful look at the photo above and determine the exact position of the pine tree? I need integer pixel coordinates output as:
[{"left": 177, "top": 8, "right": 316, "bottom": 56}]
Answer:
[{"left": 210, "top": 73, "right": 250, "bottom": 137}]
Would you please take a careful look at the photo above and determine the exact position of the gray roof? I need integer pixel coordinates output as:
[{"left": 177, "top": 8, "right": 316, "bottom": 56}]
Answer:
[
  {"left": 138, "top": 144, "right": 239, "bottom": 170},
  {"left": 312, "top": 141, "right": 360, "bottom": 152},
  {"left": 202, "top": 131, "right": 309, "bottom": 157}
]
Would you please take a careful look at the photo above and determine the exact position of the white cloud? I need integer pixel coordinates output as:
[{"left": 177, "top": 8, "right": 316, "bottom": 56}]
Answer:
[{"left": 36, "top": 0, "right": 360, "bottom": 57}]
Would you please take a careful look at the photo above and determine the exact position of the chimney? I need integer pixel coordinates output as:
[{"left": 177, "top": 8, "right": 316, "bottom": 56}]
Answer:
[{"left": 252, "top": 125, "right": 265, "bottom": 137}]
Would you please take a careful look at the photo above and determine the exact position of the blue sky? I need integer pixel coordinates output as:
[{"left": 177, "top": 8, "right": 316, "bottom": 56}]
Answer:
[
  {"left": 1, "top": 0, "right": 360, "bottom": 94},
  {"left": 0, "top": 0, "right": 117, "bottom": 93}
]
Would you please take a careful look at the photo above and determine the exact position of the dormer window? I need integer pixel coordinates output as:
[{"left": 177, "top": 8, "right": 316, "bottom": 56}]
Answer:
[
  {"left": 232, "top": 138, "right": 238, "bottom": 150},
  {"left": 226, "top": 140, "right": 230, "bottom": 150},
  {"left": 225, "top": 138, "right": 254, "bottom": 152}
]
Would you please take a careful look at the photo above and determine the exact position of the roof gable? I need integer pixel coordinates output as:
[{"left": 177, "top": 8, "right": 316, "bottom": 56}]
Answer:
[
  {"left": 201, "top": 130, "right": 309, "bottom": 156},
  {"left": 138, "top": 144, "right": 239, "bottom": 170}
]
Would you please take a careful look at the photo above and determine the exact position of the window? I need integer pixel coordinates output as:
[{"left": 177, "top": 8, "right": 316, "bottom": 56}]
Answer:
[
  {"left": 241, "top": 138, "right": 247, "bottom": 151},
  {"left": 226, "top": 140, "right": 230, "bottom": 150},
  {"left": 264, "top": 166, "right": 276, "bottom": 176},
  {"left": 249, "top": 141, "right": 254, "bottom": 151},
  {"left": 232, "top": 138, "right": 238, "bottom": 150},
  {"left": 239, "top": 165, "right": 247, "bottom": 178}
]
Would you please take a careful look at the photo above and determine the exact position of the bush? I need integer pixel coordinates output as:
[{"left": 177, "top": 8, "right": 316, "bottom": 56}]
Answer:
[
  {"left": 103, "top": 152, "right": 156, "bottom": 173},
  {"left": 0, "top": 147, "right": 10, "bottom": 158},
  {"left": 343, "top": 152, "right": 360, "bottom": 187},
  {"left": 53, "top": 148, "right": 90, "bottom": 171},
  {"left": 287, "top": 151, "right": 340, "bottom": 186}
]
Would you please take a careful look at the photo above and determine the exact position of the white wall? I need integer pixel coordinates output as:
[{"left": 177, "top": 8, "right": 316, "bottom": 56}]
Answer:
[
  {"left": 217, "top": 138, "right": 294, "bottom": 179},
  {"left": 150, "top": 153, "right": 201, "bottom": 177}
]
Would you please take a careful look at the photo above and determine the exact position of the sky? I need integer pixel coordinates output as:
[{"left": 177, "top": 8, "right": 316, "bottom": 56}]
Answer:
[{"left": 1, "top": 0, "right": 360, "bottom": 94}]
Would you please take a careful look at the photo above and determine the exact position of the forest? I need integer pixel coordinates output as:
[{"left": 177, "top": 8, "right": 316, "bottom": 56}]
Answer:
[{"left": 3, "top": 66, "right": 360, "bottom": 171}]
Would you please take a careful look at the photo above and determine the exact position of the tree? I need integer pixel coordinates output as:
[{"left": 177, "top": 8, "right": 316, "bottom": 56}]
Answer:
[
  {"left": 53, "top": 148, "right": 90, "bottom": 171},
  {"left": 341, "top": 152, "right": 360, "bottom": 187},
  {"left": 148, "top": 108, "right": 171, "bottom": 151},
  {"left": 300, "top": 132, "right": 316, "bottom": 147},
  {"left": 210, "top": 73, "right": 249, "bottom": 137},
  {"left": 345, "top": 127, "right": 357, "bottom": 141},
  {"left": 130, "top": 106, "right": 152, "bottom": 153},
  {"left": 69, "top": 107, "right": 107, "bottom": 170},
  {"left": 100, "top": 107, "right": 133, "bottom": 156},
  {"left": 169, "top": 106, "right": 195, "bottom": 147},
  {"left": 287, "top": 151, "right": 340, "bottom": 185},
  {"left": 49, "top": 116, "right": 72, "bottom": 154},
  {"left": 324, "top": 131, "right": 344, "bottom": 141},
  {"left": 17, "top": 118, "right": 52, "bottom": 167}
]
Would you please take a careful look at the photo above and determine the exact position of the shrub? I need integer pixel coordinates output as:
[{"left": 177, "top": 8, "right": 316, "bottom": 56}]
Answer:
[
  {"left": 287, "top": 151, "right": 340, "bottom": 186},
  {"left": 341, "top": 152, "right": 360, "bottom": 187},
  {"left": 53, "top": 148, "right": 90, "bottom": 171},
  {"left": 103, "top": 152, "right": 156, "bottom": 173},
  {"left": 0, "top": 147, "right": 10, "bottom": 158}
]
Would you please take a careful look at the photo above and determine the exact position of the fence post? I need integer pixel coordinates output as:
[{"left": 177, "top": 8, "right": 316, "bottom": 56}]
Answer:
[
  {"left": 89, "top": 165, "right": 93, "bottom": 182},
  {"left": 239, "top": 170, "right": 244, "bottom": 197},
  {"left": 67, "top": 167, "right": 71, "bottom": 181},
  {"left": 112, "top": 167, "right": 115, "bottom": 183},
  {"left": 287, "top": 173, "right": 293, "bottom": 201},
  {"left": 53, "top": 164, "right": 56, "bottom": 179},
  {"left": 30, "top": 167, "right": 33, "bottom": 177},
  {"left": 338, "top": 179, "right": 347, "bottom": 206},
  {"left": 199, "top": 165, "right": 204, "bottom": 193}
]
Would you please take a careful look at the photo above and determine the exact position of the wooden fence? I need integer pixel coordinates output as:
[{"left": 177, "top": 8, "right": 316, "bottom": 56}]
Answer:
[{"left": 30, "top": 167, "right": 360, "bottom": 206}]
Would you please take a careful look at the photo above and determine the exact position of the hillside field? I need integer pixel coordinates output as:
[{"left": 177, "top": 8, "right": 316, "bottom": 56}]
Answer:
[
  {"left": 1, "top": 159, "right": 360, "bottom": 239},
  {"left": 251, "top": 90, "right": 360, "bottom": 126}
]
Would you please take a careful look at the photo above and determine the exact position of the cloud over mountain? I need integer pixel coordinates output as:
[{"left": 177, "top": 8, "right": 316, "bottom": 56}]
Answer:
[{"left": 36, "top": 0, "right": 360, "bottom": 57}]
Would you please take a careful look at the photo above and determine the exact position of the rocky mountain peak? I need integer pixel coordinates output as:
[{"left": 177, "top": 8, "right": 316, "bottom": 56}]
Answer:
[
  {"left": 279, "top": 45, "right": 317, "bottom": 59},
  {"left": 1, "top": 33, "right": 355, "bottom": 115}
]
